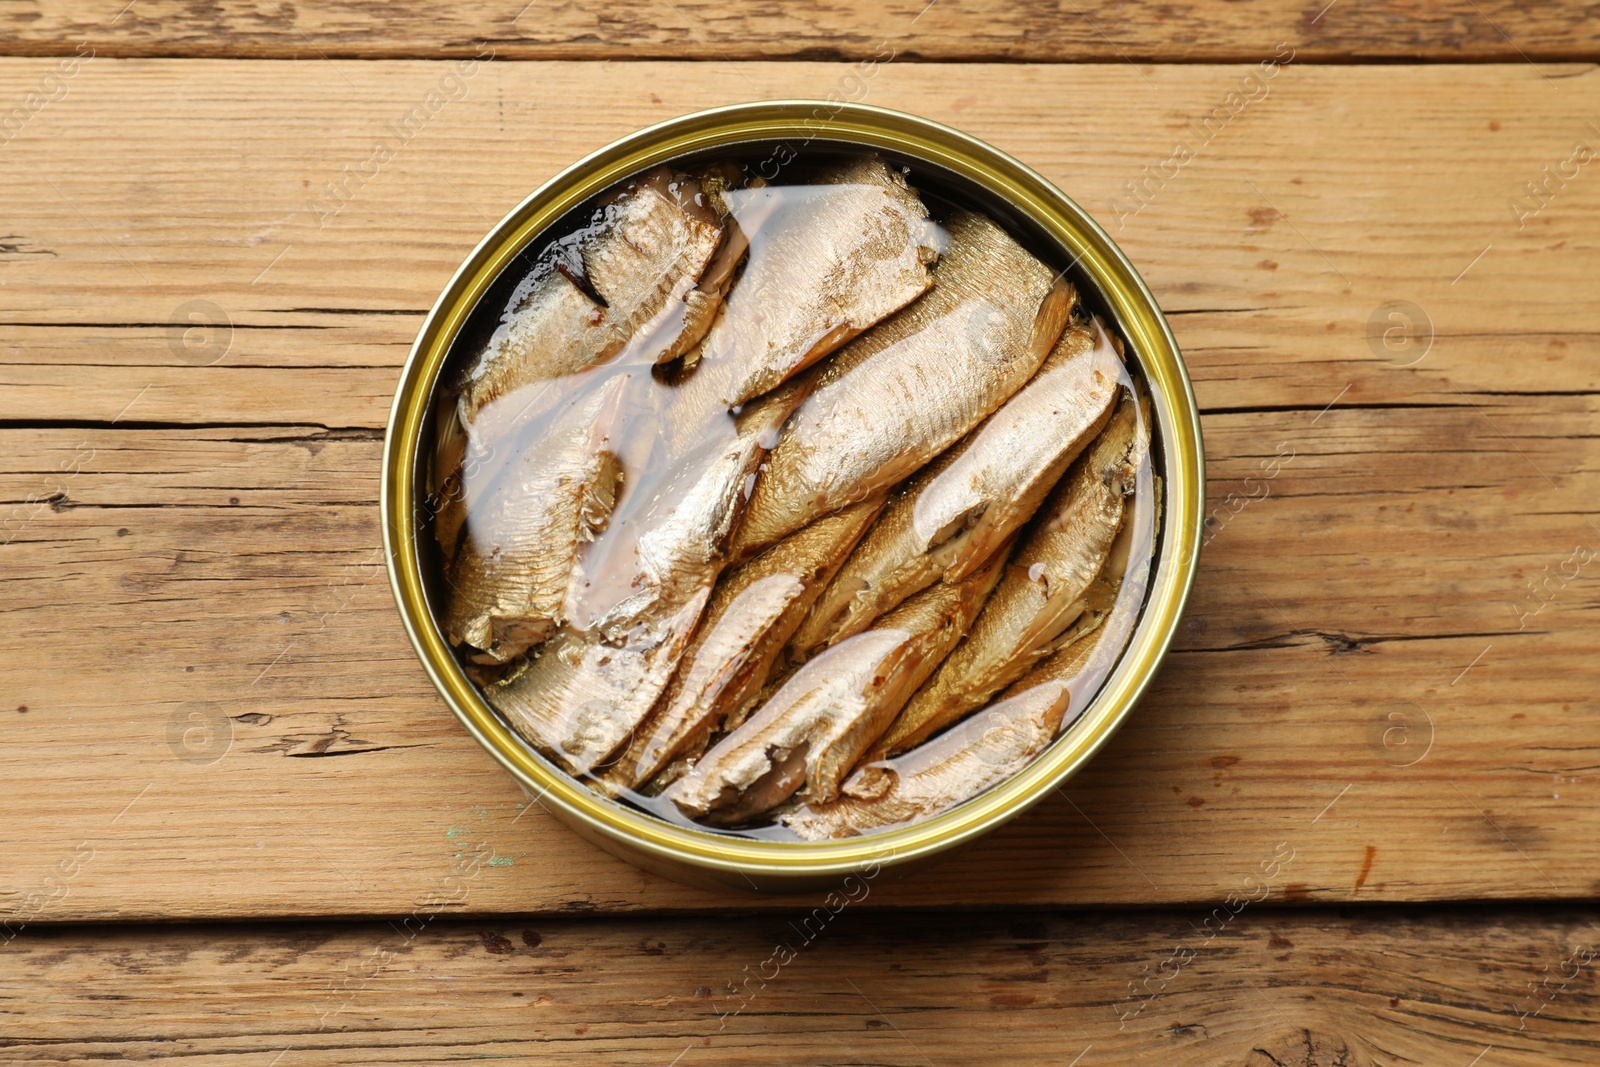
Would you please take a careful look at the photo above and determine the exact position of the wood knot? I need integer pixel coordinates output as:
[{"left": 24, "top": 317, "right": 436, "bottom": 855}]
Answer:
[{"left": 1246, "top": 1028, "right": 1365, "bottom": 1067}]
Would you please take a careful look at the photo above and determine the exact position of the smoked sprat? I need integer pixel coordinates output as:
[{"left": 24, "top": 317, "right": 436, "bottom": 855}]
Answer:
[{"left": 426, "top": 152, "right": 1157, "bottom": 840}]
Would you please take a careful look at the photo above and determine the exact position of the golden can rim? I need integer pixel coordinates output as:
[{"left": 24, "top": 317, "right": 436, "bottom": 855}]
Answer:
[{"left": 382, "top": 101, "right": 1205, "bottom": 884}]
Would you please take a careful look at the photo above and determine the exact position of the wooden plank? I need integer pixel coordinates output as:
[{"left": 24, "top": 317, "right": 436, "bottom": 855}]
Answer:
[
  {"left": 4, "top": 1, "right": 1600, "bottom": 62},
  {"left": 1, "top": 60, "right": 1595, "bottom": 428},
  {"left": 2, "top": 60, "right": 1597, "bottom": 919},
  {"left": 2, "top": 394, "right": 1596, "bottom": 921},
  {"left": 3, "top": 909, "right": 1598, "bottom": 1064}
]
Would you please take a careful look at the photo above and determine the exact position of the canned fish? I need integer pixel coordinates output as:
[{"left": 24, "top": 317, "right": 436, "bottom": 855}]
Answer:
[{"left": 383, "top": 102, "right": 1203, "bottom": 891}]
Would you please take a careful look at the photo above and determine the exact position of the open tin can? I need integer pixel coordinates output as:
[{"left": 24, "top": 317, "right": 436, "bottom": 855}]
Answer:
[{"left": 382, "top": 101, "right": 1203, "bottom": 892}]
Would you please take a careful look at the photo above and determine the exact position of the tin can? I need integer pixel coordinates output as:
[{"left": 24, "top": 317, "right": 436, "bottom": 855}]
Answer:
[{"left": 382, "top": 101, "right": 1203, "bottom": 893}]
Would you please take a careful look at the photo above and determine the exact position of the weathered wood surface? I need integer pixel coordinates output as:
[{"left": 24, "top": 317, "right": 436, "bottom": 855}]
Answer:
[
  {"left": 3, "top": 399, "right": 1597, "bottom": 920},
  {"left": 1, "top": 60, "right": 1597, "bottom": 920},
  {"left": 3, "top": 909, "right": 1599, "bottom": 1065},
  {"left": 4, "top": 0, "right": 1600, "bottom": 63},
  {"left": 2, "top": 61, "right": 1595, "bottom": 425}
]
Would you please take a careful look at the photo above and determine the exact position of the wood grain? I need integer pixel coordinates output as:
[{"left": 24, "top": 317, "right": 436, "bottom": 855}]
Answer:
[
  {"left": 4, "top": 0, "right": 1600, "bottom": 63},
  {"left": 1, "top": 60, "right": 1597, "bottom": 920},
  {"left": 4, "top": 909, "right": 1599, "bottom": 1065},
  {"left": 2, "top": 61, "right": 1596, "bottom": 427},
  {"left": 1, "top": 398, "right": 1596, "bottom": 920}
]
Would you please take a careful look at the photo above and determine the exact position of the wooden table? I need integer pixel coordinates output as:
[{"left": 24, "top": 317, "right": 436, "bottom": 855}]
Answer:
[{"left": 3, "top": 3, "right": 1598, "bottom": 1063}]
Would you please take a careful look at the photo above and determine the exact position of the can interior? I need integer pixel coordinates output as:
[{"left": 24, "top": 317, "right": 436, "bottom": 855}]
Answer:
[{"left": 409, "top": 135, "right": 1174, "bottom": 845}]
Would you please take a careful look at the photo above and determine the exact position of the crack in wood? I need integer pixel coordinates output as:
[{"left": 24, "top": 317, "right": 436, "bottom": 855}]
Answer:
[
  {"left": 0, "top": 321, "right": 338, "bottom": 330},
  {"left": 1177, "top": 629, "right": 1531, "bottom": 654},
  {"left": 0, "top": 419, "right": 380, "bottom": 433}
]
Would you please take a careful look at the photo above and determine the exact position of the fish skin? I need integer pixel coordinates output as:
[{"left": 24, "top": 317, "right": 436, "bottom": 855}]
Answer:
[
  {"left": 488, "top": 378, "right": 815, "bottom": 776},
  {"left": 872, "top": 392, "right": 1147, "bottom": 757},
  {"left": 663, "top": 554, "right": 1003, "bottom": 824},
  {"left": 996, "top": 386, "right": 1158, "bottom": 706},
  {"left": 442, "top": 377, "right": 628, "bottom": 663},
  {"left": 786, "top": 447, "right": 965, "bottom": 662},
  {"left": 689, "top": 155, "right": 937, "bottom": 407},
  {"left": 792, "top": 533, "right": 1140, "bottom": 840},
  {"left": 455, "top": 167, "right": 725, "bottom": 427},
  {"left": 455, "top": 270, "right": 603, "bottom": 440},
  {"left": 599, "top": 497, "right": 884, "bottom": 792},
  {"left": 575, "top": 372, "right": 818, "bottom": 641},
  {"left": 585, "top": 169, "right": 730, "bottom": 367},
  {"left": 923, "top": 318, "right": 1122, "bottom": 581},
  {"left": 663, "top": 629, "right": 911, "bottom": 824},
  {"left": 438, "top": 167, "right": 728, "bottom": 593},
  {"left": 656, "top": 164, "right": 757, "bottom": 368},
  {"left": 486, "top": 588, "right": 710, "bottom": 776},
  {"left": 998, "top": 590, "right": 1112, "bottom": 699},
  {"left": 788, "top": 317, "right": 1120, "bottom": 656},
  {"left": 730, "top": 210, "right": 1075, "bottom": 559},
  {"left": 784, "top": 675, "right": 1078, "bottom": 840}
]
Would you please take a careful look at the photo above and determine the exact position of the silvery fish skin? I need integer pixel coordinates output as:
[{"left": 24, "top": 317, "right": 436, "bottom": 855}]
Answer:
[
  {"left": 435, "top": 168, "right": 728, "bottom": 566},
  {"left": 923, "top": 318, "right": 1123, "bottom": 582},
  {"left": 792, "top": 543, "right": 1140, "bottom": 840},
  {"left": 591, "top": 167, "right": 741, "bottom": 369},
  {"left": 573, "top": 374, "right": 817, "bottom": 641},
  {"left": 666, "top": 163, "right": 756, "bottom": 367},
  {"left": 664, "top": 556, "right": 1003, "bottom": 824},
  {"left": 998, "top": 584, "right": 1115, "bottom": 699},
  {"left": 456, "top": 167, "right": 725, "bottom": 427},
  {"left": 442, "top": 377, "right": 628, "bottom": 663},
  {"left": 789, "top": 317, "right": 1121, "bottom": 656},
  {"left": 996, "top": 386, "right": 1158, "bottom": 706},
  {"left": 730, "top": 210, "right": 1075, "bottom": 558},
  {"left": 690, "top": 155, "right": 938, "bottom": 407},
  {"left": 873, "top": 393, "right": 1147, "bottom": 757},
  {"left": 453, "top": 267, "right": 601, "bottom": 439},
  {"left": 784, "top": 674, "right": 1079, "bottom": 841},
  {"left": 486, "top": 380, "right": 813, "bottom": 775},
  {"left": 600, "top": 497, "right": 884, "bottom": 792},
  {"left": 485, "top": 588, "right": 709, "bottom": 776},
  {"left": 786, "top": 446, "right": 964, "bottom": 662}
]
